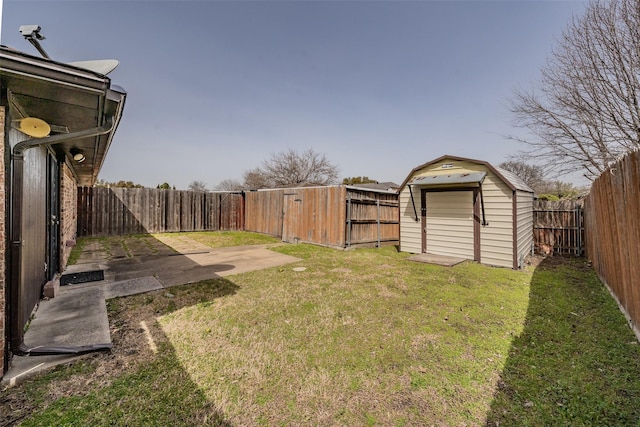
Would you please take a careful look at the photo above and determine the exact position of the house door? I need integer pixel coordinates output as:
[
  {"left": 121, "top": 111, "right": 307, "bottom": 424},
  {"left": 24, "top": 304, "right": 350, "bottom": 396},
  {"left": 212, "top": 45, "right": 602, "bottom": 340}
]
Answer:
[
  {"left": 46, "top": 154, "right": 60, "bottom": 280},
  {"left": 421, "top": 190, "right": 475, "bottom": 259}
]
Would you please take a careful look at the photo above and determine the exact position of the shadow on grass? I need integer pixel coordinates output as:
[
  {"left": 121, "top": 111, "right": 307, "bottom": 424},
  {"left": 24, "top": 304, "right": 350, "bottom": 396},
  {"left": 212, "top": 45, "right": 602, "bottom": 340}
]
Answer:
[
  {"left": 485, "top": 257, "right": 640, "bottom": 426},
  {"left": 3, "top": 278, "right": 239, "bottom": 426}
]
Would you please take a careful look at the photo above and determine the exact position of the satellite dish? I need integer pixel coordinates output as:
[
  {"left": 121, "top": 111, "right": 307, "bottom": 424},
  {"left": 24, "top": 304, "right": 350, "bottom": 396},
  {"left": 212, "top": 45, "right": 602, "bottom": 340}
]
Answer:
[
  {"left": 14, "top": 117, "right": 51, "bottom": 138},
  {"left": 68, "top": 59, "right": 119, "bottom": 75}
]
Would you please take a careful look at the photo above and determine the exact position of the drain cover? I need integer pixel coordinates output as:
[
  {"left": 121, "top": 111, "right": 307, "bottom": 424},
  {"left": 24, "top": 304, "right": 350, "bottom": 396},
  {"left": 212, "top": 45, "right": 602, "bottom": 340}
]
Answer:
[{"left": 60, "top": 270, "right": 104, "bottom": 286}]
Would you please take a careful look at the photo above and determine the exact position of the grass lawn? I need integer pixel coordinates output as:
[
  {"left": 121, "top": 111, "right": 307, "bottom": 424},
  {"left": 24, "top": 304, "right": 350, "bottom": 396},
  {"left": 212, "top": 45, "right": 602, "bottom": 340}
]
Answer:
[{"left": 3, "top": 232, "right": 640, "bottom": 426}]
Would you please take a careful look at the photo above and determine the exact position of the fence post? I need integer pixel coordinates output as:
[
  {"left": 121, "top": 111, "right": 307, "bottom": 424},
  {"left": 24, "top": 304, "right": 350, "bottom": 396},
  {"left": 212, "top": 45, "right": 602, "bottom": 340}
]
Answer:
[
  {"left": 377, "top": 199, "right": 381, "bottom": 248},
  {"left": 346, "top": 193, "right": 352, "bottom": 247},
  {"left": 576, "top": 205, "right": 583, "bottom": 256}
]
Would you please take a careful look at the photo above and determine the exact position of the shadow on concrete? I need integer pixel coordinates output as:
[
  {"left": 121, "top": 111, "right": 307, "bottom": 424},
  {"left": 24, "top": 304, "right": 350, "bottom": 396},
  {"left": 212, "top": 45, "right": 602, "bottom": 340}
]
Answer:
[{"left": 484, "top": 257, "right": 640, "bottom": 425}]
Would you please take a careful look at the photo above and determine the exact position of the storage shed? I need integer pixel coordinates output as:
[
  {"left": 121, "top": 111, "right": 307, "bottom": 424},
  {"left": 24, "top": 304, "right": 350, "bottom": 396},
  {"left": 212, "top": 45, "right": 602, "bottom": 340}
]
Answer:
[{"left": 398, "top": 155, "right": 534, "bottom": 269}]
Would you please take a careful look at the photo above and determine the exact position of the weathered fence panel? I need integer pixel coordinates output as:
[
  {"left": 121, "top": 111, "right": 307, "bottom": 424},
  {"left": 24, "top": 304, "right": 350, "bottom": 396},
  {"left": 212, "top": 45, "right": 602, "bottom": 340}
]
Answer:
[
  {"left": 584, "top": 150, "right": 640, "bottom": 338},
  {"left": 244, "top": 186, "right": 400, "bottom": 247},
  {"left": 79, "top": 185, "right": 400, "bottom": 248},
  {"left": 244, "top": 189, "right": 286, "bottom": 237},
  {"left": 346, "top": 188, "right": 400, "bottom": 247},
  {"left": 533, "top": 200, "right": 584, "bottom": 256},
  {"left": 77, "top": 187, "right": 244, "bottom": 236}
]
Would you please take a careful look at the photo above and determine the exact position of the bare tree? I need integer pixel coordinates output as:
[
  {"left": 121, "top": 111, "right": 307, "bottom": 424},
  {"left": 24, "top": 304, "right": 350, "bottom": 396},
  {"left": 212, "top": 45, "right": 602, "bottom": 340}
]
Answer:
[
  {"left": 242, "top": 148, "right": 339, "bottom": 189},
  {"left": 214, "top": 179, "right": 243, "bottom": 191},
  {"left": 498, "top": 161, "right": 547, "bottom": 193},
  {"left": 242, "top": 167, "right": 274, "bottom": 190},
  {"left": 187, "top": 180, "right": 208, "bottom": 192},
  {"left": 509, "top": 0, "right": 640, "bottom": 180}
]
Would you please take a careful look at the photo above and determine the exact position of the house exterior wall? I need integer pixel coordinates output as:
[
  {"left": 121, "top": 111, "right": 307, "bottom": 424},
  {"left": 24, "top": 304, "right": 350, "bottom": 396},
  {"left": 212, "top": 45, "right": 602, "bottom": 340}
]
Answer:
[
  {"left": 399, "top": 157, "right": 528, "bottom": 268},
  {"left": 60, "top": 162, "right": 78, "bottom": 269},
  {"left": 0, "top": 107, "right": 6, "bottom": 377}
]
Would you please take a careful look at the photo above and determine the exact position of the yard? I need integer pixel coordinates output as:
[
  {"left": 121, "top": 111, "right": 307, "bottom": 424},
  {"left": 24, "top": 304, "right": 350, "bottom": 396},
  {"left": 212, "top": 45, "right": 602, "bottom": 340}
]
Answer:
[{"left": 2, "top": 232, "right": 640, "bottom": 426}]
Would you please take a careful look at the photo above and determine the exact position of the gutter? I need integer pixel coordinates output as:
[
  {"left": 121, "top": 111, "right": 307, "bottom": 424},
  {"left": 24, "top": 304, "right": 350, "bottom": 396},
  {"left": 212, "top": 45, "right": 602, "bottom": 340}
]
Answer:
[{"left": 9, "top": 117, "right": 115, "bottom": 355}]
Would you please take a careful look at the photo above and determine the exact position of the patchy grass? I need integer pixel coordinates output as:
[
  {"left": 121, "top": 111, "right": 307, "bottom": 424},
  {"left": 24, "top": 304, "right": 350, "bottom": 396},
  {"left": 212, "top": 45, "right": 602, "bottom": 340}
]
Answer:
[
  {"left": 168, "top": 230, "right": 280, "bottom": 247},
  {"left": 485, "top": 257, "right": 640, "bottom": 426},
  {"left": 3, "top": 239, "right": 640, "bottom": 426}
]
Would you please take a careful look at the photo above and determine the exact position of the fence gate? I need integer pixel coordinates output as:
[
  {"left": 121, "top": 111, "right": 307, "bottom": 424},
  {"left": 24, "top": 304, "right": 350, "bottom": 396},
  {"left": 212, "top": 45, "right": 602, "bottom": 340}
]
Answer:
[
  {"left": 282, "top": 192, "right": 302, "bottom": 243},
  {"left": 533, "top": 200, "right": 584, "bottom": 256}
]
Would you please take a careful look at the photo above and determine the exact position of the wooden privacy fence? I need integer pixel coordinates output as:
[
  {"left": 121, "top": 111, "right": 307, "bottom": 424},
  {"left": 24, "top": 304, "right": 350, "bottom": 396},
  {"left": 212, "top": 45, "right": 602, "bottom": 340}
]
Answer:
[
  {"left": 533, "top": 200, "right": 584, "bottom": 256},
  {"left": 78, "top": 185, "right": 400, "bottom": 248},
  {"left": 244, "top": 186, "right": 400, "bottom": 248},
  {"left": 584, "top": 150, "right": 640, "bottom": 338},
  {"left": 77, "top": 187, "right": 244, "bottom": 236}
]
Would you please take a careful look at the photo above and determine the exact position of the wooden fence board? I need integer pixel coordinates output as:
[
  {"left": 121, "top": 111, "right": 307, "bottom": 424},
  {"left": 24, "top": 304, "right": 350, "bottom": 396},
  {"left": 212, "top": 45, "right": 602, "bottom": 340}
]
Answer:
[
  {"left": 77, "top": 187, "right": 244, "bottom": 236},
  {"left": 533, "top": 200, "right": 584, "bottom": 256},
  {"left": 584, "top": 149, "right": 640, "bottom": 339}
]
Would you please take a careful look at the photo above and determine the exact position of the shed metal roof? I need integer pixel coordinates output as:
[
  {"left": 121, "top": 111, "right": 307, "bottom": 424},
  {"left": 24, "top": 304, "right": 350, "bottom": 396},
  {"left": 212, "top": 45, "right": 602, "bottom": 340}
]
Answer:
[
  {"left": 399, "top": 155, "right": 535, "bottom": 194},
  {"left": 408, "top": 171, "right": 487, "bottom": 188}
]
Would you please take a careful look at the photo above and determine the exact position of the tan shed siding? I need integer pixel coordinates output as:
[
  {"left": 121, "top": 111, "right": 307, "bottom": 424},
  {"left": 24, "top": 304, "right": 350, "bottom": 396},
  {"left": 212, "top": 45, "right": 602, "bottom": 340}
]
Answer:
[
  {"left": 479, "top": 173, "right": 514, "bottom": 268},
  {"left": 399, "top": 186, "right": 422, "bottom": 253},
  {"left": 399, "top": 158, "right": 533, "bottom": 268},
  {"left": 516, "top": 190, "right": 534, "bottom": 262}
]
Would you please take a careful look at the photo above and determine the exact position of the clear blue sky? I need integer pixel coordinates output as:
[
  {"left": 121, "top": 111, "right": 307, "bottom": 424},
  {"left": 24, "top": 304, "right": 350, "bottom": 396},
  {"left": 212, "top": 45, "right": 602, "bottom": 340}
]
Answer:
[{"left": 2, "top": 1, "right": 587, "bottom": 190}]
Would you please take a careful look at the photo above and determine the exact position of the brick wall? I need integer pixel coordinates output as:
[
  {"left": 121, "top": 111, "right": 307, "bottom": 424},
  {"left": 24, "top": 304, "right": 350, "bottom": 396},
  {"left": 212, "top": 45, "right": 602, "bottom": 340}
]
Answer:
[
  {"left": 0, "top": 106, "right": 6, "bottom": 377},
  {"left": 59, "top": 162, "right": 78, "bottom": 270}
]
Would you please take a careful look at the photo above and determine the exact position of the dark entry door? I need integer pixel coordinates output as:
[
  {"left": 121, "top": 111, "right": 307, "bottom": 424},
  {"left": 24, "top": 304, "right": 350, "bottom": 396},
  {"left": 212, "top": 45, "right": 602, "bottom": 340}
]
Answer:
[{"left": 46, "top": 154, "right": 60, "bottom": 281}]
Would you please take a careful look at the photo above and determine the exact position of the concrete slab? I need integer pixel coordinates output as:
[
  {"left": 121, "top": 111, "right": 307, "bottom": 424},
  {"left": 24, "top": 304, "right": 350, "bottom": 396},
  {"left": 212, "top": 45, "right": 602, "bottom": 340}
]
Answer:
[
  {"left": 408, "top": 253, "right": 468, "bottom": 267},
  {"left": 2, "top": 239, "right": 301, "bottom": 386}
]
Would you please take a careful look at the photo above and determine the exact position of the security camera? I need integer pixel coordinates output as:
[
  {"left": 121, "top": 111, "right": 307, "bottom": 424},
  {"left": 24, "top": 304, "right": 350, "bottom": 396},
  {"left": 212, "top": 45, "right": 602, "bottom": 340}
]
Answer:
[{"left": 19, "top": 25, "right": 45, "bottom": 40}]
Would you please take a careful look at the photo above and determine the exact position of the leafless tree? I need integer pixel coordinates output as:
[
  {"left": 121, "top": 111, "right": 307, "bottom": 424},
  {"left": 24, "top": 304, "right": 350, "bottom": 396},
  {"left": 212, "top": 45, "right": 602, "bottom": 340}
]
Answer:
[
  {"left": 509, "top": 0, "right": 640, "bottom": 180},
  {"left": 242, "top": 167, "right": 274, "bottom": 190},
  {"left": 214, "top": 179, "right": 243, "bottom": 191},
  {"left": 187, "top": 180, "right": 208, "bottom": 192},
  {"left": 498, "top": 161, "right": 547, "bottom": 193},
  {"left": 242, "top": 148, "right": 339, "bottom": 189}
]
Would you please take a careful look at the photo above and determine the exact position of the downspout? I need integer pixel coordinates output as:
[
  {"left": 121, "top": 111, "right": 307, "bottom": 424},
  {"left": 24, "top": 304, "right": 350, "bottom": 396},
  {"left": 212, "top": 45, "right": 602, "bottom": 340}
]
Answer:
[{"left": 9, "top": 117, "right": 115, "bottom": 356}]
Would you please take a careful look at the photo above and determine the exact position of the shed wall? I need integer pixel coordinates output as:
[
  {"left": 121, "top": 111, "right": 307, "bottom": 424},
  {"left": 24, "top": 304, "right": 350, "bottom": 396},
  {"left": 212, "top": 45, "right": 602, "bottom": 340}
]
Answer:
[
  {"left": 516, "top": 190, "right": 534, "bottom": 265},
  {"left": 478, "top": 173, "right": 514, "bottom": 268},
  {"left": 400, "top": 158, "right": 526, "bottom": 268}
]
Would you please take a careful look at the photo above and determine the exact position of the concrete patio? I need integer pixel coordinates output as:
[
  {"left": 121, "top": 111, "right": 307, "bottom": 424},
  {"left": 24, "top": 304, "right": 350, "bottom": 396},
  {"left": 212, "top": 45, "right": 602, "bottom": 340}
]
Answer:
[{"left": 2, "top": 235, "right": 300, "bottom": 386}]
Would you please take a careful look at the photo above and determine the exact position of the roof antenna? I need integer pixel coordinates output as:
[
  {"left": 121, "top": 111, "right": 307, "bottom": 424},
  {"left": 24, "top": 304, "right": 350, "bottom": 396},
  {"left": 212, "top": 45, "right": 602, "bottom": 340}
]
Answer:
[{"left": 19, "top": 25, "right": 50, "bottom": 59}]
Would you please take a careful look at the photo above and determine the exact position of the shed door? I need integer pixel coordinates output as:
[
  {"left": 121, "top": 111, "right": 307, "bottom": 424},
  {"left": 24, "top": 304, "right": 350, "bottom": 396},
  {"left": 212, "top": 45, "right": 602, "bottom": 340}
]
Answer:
[{"left": 423, "top": 191, "right": 475, "bottom": 259}]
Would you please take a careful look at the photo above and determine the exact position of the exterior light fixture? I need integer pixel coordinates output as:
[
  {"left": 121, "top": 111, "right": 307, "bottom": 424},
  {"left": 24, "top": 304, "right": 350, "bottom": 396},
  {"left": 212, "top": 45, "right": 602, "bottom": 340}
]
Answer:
[{"left": 70, "top": 148, "right": 85, "bottom": 163}]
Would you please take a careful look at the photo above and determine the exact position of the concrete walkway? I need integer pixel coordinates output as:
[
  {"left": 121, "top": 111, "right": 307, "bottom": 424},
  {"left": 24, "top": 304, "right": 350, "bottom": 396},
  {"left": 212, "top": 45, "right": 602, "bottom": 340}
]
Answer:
[{"left": 2, "top": 236, "right": 300, "bottom": 386}]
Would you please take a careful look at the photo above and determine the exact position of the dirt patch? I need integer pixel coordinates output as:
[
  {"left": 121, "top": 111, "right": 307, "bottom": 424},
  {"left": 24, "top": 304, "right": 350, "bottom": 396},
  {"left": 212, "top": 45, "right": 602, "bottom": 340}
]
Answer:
[{"left": 0, "top": 292, "right": 168, "bottom": 424}]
